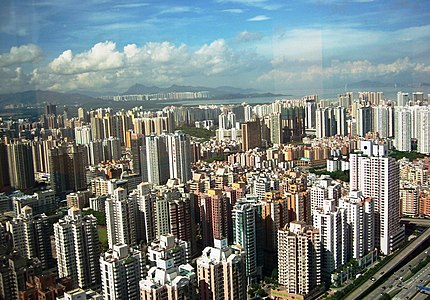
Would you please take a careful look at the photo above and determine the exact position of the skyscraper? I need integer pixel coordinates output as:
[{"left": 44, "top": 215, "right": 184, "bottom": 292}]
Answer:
[
  {"left": 197, "top": 239, "right": 246, "bottom": 300},
  {"left": 167, "top": 131, "right": 192, "bottom": 183},
  {"left": 7, "top": 140, "right": 35, "bottom": 192},
  {"left": 312, "top": 199, "right": 347, "bottom": 282},
  {"left": 49, "top": 143, "right": 86, "bottom": 195},
  {"left": 349, "top": 141, "right": 404, "bottom": 255},
  {"left": 232, "top": 196, "right": 263, "bottom": 284},
  {"left": 241, "top": 120, "right": 261, "bottom": 151},
  {"left": 278, "top": 221, "right": 321, "bottom": 296},
  {"left": 100, "top": 244, "right": 143, "bottom": 300},
  {"left": 339, "top": 191, "right": 375, "bottom": 259},
  {"left": 105, "top": 187, "right": 138, "bottom": 248},
  {"left": 145, "top": 135, "right": 169, "bottom": 185},
  {"left": 417, "top": 107, "right": 430, "bottom": 154},
  {"left": 356, "top": 106, "right": 373, "bottom": 137},
  {"left": 394, "top": 106, "right": 412, "bottom": 151},
  {"left": 54, "top": 207, "right": 100, "bottom": 289},
  {"left": 6, "top": 206, "right": 54, "bottom": 269}
]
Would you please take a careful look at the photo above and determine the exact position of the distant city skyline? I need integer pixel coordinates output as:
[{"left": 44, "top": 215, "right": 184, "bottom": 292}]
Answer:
[{"left": 1, "top": 0, "right": 430, "bottom": 94}]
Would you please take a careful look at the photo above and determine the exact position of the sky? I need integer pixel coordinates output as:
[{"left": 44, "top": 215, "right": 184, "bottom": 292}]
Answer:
[{"left": 1, "top": 0, "right": 430, "bottom": 95}]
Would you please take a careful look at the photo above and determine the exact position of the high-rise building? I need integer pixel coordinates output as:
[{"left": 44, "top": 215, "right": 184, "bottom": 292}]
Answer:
[
  {"left": 145, "top": 135, "right": 169, "bottom": 185},
  {"left": 105, "top": 187, "right": 138, "bottom": 248},
  {"left": 140, "top": 257, "right": 197, "bottom": 300},
  {"left": 241, "top": 120, "right": 261, "bottom": 151},
  {"left": 136, "top": 182, "right": 155, "bottom": 244},
  {"left": 100, "top": 244, "right": 143, "bottom": 300},
  {"left": 316, "top": 107, "right": 336, "bottom": 138},
  {"left": 309, "top": 175, "right": 342, "bottom": 214},
  {"left": 167, "top": 131, "right": 192, "bottom": 183},
  {"left": 49, "top": 143, "right": 86, "bottom": 195},
  {"left": 304, "top": 95, "right": 317, "bottom": 129},
  {"left": 394, "top": 106, "right": 412, "bottom": 151},
  {"left": 312, "top": 199, "right": 347, "bottom": 282},
  {"left": 75, "top": 126, "right": 92, "bottom": 145},
  {"left": 197, "top": 238, "right": 246, "bottom": 300},
  {"left": 7, "top": 140, "right": 35, "bottom": 192},
  {"left": 232, "top": 196, "right": 263, "bottom": 284},
  {"left": 417, "top": 107, "right": 430, "bottom": 154},
  {"left": 199, "top": 189, "right": 231, "bottom": 247},
  {"left": 5, "top": 206, "right": 54, "bottom": 269},
  {"left": 278, "top": 221, "right": 321, "bottom": 296},
  {"left": 397, "top": 92, "right": 409, "bottom": 106},
  {"left": 260, "top": 191, "right": 288, "bottom": 271},
  {"left": 349, "top": 141, "right": 404, "bottom": 255},
  {"left": 356, "top": 106, "right": 373, "bottom": 137},
  {"left": 0, "top": 142, "right": 10, "bottom": 193},
  {"left": 373, "top": 105, "right": 394, "bottom": 138},
  {"left": 130, "top": 133, "right": 147, "bottom": 180},
  {"left": 339, "top": 191, "right": 375, "bottom": 259},
  {"left": 54, "top": 207, "right": 100, "bottom": 289},
  {"left": 168, "top": 193, "right": 196, "bottom": 258}
]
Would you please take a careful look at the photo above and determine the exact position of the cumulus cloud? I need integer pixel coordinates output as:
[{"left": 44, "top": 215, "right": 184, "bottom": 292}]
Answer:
[
  {"left": 236, "top": 31, "right": 264, "bottom": 42},
  {"left": 0, "top": 44, "right": 43, "bottom": 67},
  {"left": 21, "top": 39, "right": 263, "bottom": 92},
  {"left": 48, "top": 41, "right": 124, "bottom": 75}
]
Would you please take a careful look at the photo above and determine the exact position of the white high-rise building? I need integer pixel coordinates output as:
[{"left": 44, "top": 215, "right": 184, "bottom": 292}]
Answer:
[
  {"left": 75, "top": 126, "right": 92, "bottom": 145},
  {"left": 278, "top": 221, "right": 321, "bottom": 296},
  {"left": 339, "top": 191, "right": 375, "bottom": 259},
  {"left": 140, "top": 256, "right": 197, "bottom": 300},
  {"left": 394, "top": 107, "right": 412, "bottom": 151},
  {"left": 417, "top": 107, "right": 430, "bottom": 154},
  {"left": 373, "top": 105, "right": 393, "bottom": 138},
  {"left": 309, "top": 175, "right": 342, "bottom": 214},
  {"left": 54, "top": 207, "right": 100, "bottom": 289},
  {"left": 397, "top": 92, "right": 409, "bottom": 106},
  {"left": 167, "top": 131, "right": 191, "bottom": 183},
  {"left": 312, "top": 200, "right": 347, "bottom": 281},
  {"left": 5, "top": 206, "right": 53, "bottom": 269},
  {"left": 106, "top": 187, "right": 138, "bottom": 248},
  {"left": 100, "top": 244, "right": 143, "bottom": 300},
  {"left": 349, "top": 141, "right": 404, "bottom": 255}
]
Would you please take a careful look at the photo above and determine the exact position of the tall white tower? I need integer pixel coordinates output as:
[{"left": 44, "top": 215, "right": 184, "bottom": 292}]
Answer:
[
  {"left": 100, "top": 244, "right": 143, "bottom": 300},
  {"left": 394, "top": 107, "right": 412, "bottom": 151},
  {"left": 349, "top": 141, "right": 404, "bottom": 255},
  {"left": 54, "top": 207, "right": 100, "bottom": 289}
]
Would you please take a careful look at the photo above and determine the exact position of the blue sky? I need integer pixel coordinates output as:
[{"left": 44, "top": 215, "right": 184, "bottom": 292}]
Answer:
[{"left": 1, "top": 0, "right": 430, "bottom": 94}]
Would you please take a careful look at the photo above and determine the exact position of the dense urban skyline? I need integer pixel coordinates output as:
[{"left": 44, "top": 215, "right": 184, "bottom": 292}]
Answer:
[{"left": 1, "top": 0, "right": 430, "bottom": 94}]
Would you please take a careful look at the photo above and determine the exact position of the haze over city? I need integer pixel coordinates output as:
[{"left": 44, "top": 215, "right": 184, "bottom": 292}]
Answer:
[{"left": 1, "top": 0, "right": 430, "bottom": 95}]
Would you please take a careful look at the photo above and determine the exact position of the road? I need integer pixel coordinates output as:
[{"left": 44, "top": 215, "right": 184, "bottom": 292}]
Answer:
[
  {"left": 345, "top": 227, "right": 430, "bottom": 300},
  {"left": 363, "top": 246, "right": 430, "bottom": 300}
]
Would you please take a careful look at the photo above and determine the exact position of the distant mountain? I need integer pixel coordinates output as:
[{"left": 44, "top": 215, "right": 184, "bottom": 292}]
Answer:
[
  {"left": 124, "top": 84, "right": 260, "bottom": 97},
  {"left": 0, "top": 90, "right": 101, "bottom": 107}
]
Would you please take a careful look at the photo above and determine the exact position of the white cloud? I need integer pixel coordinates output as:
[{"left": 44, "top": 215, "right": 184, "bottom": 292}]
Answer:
[
  {"left": 22, "top": 39, "right": 262, "bottom": 92},
  {"left": 247, "top": 15, "right": 270, "bottom": 21},
  {"left": 216, "top": 0, "right": 281, "bottom": 10},
  {"left": 257, "top": 57, "right": 430, "bottom": 88},
  {"left": 0, "top": 44, "right": 43, "bottom": 67},
  {"left": 48, "top": 41, "right": 124, "bottom": 75},
  {"left": 236, "top": 30, "right": 264, "bottom": 42},
  {"left": 222, "top": 8, "right": 245, "bottom": 13}
]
